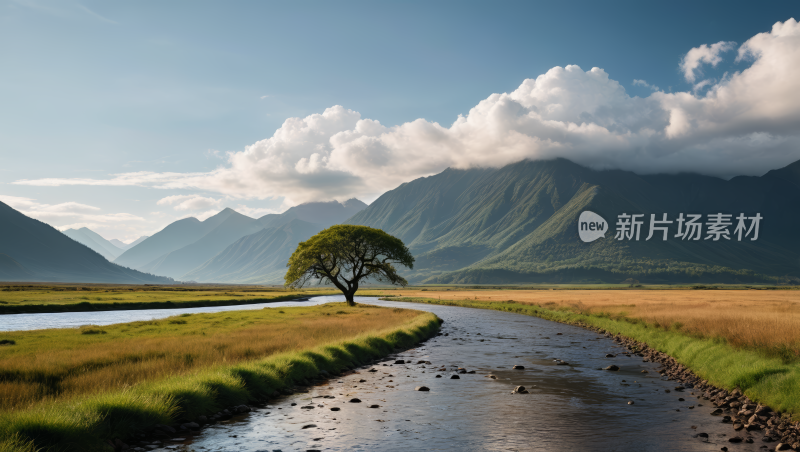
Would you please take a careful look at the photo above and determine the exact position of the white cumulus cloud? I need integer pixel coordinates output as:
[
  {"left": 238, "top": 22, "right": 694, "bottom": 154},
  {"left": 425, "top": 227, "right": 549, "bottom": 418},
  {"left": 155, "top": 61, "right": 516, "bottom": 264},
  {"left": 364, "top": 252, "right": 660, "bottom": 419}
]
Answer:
[
  {"left": 156, "top": 194, "right": 223, "bottom": 211},
  {"left": 681, "top": 40, "right": 736, "bottom": 83},
  {"left": 13, "top": 19, "right": 800, "bottom": 208}
]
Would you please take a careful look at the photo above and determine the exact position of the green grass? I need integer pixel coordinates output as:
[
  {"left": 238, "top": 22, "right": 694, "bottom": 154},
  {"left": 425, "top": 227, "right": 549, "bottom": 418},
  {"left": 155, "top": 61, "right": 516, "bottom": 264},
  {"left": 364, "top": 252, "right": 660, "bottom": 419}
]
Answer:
[
  {"left": 0, "top": 305, "right": 441, "bottom": 452},
  {"left": 0, "top": 284, "right": 338, "bottom": 314},
  {"left": 384, "top": 296, "right": 800, "bottom": 420}
]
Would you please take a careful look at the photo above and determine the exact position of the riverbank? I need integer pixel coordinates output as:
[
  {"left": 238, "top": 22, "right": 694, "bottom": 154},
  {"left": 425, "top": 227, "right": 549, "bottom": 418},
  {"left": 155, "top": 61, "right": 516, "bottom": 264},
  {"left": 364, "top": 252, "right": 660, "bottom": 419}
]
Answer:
[
  {"left": 0, "top": 303, "right": 441, "bottom": 452},
  {"left": 383, "top": 297, "right": 800, "bottom": 422},
  {"left": 0, "top": 284, "right": 337, "bottom": 314}
]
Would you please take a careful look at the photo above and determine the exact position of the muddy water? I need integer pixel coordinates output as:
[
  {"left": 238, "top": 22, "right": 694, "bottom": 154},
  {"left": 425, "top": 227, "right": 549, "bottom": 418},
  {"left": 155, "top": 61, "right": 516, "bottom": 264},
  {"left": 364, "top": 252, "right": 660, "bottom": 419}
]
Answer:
[{"left": 185, "top": 296, "right": 758, "bottom": 452}]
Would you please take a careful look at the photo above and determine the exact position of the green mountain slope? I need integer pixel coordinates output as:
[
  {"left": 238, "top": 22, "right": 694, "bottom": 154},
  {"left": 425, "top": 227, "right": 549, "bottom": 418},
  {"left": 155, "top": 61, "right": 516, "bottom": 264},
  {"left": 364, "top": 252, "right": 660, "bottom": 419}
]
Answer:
[
  {"left": 347, "top": 158, "right": 800, "bottom": 284},
  {"left": 0, "top": 201, "right": 172, "bottom": 284}
]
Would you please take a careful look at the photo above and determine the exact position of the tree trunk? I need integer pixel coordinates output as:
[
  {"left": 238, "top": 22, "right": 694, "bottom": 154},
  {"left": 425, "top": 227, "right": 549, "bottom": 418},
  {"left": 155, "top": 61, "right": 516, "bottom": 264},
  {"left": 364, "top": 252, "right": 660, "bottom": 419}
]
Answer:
[{"left": 345, "top": 291, "right": 356, "bottom": 307}]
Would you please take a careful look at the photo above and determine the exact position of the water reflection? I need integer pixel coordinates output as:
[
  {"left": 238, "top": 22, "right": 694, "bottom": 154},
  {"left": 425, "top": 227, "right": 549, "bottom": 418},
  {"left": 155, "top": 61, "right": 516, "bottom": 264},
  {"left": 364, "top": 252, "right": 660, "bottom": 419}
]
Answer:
[
  {"left": 187, "top": 296, "right": 758, "bottom": 451},
  {"left": 0, "top": 298, "right": 328, "bottom": 332}
]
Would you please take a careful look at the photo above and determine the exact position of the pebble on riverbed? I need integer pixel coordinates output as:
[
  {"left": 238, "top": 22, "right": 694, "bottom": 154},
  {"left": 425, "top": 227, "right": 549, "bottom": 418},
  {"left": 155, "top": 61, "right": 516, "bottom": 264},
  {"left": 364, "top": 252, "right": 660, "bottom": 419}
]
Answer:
[{"left": 512, "top": 365, "right": 525, "bottom": 370}]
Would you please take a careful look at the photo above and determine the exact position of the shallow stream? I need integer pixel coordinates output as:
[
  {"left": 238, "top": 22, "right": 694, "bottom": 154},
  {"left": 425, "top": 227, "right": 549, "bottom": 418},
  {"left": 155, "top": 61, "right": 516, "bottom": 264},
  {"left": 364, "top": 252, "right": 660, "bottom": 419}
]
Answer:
[{"left": 180, "top": 296, "right": 758, "bottom": 452}]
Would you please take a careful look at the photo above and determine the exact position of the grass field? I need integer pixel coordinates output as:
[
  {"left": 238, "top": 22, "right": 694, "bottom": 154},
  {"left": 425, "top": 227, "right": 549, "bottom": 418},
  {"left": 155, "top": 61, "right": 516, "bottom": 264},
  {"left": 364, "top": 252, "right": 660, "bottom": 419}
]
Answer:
[
  {"left": 0, "top": 284, "right": 337, "bottom": 314},
  {"left": 369, "top": 288, "right": 800, "bottom": 357},
  {"left": 0, "top": 303, "right": 441, "bottom": 451}
]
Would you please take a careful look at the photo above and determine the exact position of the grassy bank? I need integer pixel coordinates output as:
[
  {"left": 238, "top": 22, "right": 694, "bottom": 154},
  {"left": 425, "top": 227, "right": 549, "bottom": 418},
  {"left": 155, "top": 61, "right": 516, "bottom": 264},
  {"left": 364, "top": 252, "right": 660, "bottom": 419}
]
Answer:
[
  {"left": 383, "top": 296, "right": 800, "bottom": 420},
  {"left": 0, "top": 303, "right": 441, "bottom": 451},
  {"left": 0, "top": 284, "right": 337, "bottom": 314},
  {"left": 369, "top": 288, "right": 800, "bottom": 355}
]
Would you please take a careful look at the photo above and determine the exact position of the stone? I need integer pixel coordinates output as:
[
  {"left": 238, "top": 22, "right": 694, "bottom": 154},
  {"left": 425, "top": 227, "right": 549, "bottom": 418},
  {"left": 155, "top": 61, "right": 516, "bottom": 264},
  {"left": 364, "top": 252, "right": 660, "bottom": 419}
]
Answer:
[
  {"left": 359, "top": 379, "right": 367, "bottom": 383},
  {"left": 487, "top": 375, "right": 497, "bottom": 379},
  {"left": 697, "top": 432, "right": 709, "bottom": 439},
  {"left": 605, "top": 365, "right": 620, "bottom": 371},
  {"left": 415, "top": 386, "right": 430, "bottom": 391},
  {"left": 711, "top": 408, "right": 724, "bottom": 415},
  {"left": 349, "top": 398, "right": 361, "bottom": 403},
  {"left": 775, "top": 443, "right": 791, "bottom": 451},
  {"left": 628, "top": 401, "right": 634, "bottom": 405},
  {"left": 435, "top": 375, "right": 442, "bottom": 378},
  {"left": 394, "top": 360, "right": 405, "bottom": 364},
  {"left": 302, "top": 424, "right": 317, "bottom": 429},
  {"left": 450, "top": 375, "right": 460, "bottom": 379},
  {"left": 368, "top": 405, "right": 380, "bottom": 408},
  {"left": 511, "top": 386, "right": 529, "bottom": 394},
  {"left": 728, "top": 436, "right": 743, "bottom": 443},
  {"left": 330, "top": 407, "right": 340, "bottom": 411},
  {"left": 513, "top": 365, "right": 525, "bottom": 370},
  {"left": 605, "top": 354, "right": 616, "bottom": 358}
]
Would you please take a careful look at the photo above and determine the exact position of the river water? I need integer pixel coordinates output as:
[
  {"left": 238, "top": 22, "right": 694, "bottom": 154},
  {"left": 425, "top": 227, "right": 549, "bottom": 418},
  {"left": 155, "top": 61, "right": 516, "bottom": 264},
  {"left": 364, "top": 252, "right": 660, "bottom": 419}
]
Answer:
[
  {"left": 0, "top": 298, "right": 333, "bottom": 332},
  {"left": 176, "top": 296, "right": 758, "bottom": 452}
]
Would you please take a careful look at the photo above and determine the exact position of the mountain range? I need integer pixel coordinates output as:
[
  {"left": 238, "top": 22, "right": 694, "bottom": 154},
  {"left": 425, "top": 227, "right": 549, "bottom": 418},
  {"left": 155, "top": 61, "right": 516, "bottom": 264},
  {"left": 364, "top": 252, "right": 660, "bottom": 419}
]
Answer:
[
  {"left": 347, "top": 158, "right": 800, "bottom": 284},
  {"left": 3, "top": 158, "right": 799, "bottom": 285},
  {"left": 0, "top": 201, "right": 172, "bottom": 284},
  {"left": 109, "top": 199, "right": 367, "bottom": 282}
]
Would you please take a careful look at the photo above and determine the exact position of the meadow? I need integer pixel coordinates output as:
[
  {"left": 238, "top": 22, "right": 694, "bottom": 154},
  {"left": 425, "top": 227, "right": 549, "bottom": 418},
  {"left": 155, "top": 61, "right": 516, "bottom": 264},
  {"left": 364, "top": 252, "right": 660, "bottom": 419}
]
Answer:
[
  {"left": 0, "top": 284, "right": 336, "bottom": 313},
  {"left": 0, "top": 303, "right": 440, "bottom": 451}
]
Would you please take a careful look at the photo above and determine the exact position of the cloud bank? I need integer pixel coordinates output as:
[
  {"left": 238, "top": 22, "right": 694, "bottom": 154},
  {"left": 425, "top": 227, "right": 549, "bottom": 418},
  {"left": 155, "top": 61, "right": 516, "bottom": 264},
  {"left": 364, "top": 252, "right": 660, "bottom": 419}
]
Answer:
[
  {"left": 0, "top": 195, "right": 145, "bottom": 236},
  {"left": 15, "top": 19, "right": 800, "bottom": 206}
]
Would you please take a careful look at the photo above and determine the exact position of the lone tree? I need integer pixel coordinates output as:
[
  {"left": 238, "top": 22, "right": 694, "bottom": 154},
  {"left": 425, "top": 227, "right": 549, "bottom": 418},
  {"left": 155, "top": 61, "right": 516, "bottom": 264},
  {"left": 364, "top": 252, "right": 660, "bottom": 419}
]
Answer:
[{"left": 285, "top": 225, "right": 414, "bottom": 306}]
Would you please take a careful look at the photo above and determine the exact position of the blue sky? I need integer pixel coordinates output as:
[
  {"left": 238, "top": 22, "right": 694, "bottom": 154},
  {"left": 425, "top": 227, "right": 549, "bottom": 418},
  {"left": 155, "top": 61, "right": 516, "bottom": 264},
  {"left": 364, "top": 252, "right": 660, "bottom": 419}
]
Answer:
[{"left": 1, "top": 1, "right": 799, "bottom": 241}]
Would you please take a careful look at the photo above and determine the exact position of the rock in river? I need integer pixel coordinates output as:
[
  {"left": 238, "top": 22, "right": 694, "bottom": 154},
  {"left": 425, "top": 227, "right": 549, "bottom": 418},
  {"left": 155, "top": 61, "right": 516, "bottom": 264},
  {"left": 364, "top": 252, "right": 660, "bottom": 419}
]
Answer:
[
  {"left": 605, "top": 365, "right": 619, "bottom": 371},
  {"left": 349, "top": 398, "right": 362, "bottom": 403},
  {"left": 511, "top": 386, "right": 529, "bottom": 394},
  {"left": 450, "top": 375, "right": 460, "bottom": 379},
  {"left": 415, "top": 386, "right": 430, "bottom": 391},
  {"left": 512, "top": 365, "right": 525, "bottom": 370}
]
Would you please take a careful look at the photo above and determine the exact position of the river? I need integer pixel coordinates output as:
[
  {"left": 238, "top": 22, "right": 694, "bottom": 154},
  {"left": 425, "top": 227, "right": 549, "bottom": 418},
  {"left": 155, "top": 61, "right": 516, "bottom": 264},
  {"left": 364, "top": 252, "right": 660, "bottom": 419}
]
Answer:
[{"left": 178, "top": 296, "right": 755, "bottom": 452}]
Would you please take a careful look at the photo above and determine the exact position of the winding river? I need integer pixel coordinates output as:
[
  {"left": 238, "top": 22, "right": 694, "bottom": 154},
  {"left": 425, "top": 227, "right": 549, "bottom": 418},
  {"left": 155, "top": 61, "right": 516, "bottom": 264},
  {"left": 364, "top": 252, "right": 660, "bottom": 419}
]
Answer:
[{"left": 3, "top": 296, "right": 757, "bottom": 451}]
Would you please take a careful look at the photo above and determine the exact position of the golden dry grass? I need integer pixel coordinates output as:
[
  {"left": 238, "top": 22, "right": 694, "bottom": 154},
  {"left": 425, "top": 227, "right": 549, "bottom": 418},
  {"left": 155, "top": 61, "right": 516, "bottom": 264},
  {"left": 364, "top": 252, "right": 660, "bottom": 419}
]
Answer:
[
  {"left": 0, "top": 303, "right": 421, "bottom": 412},
  {"left": 374, "top": 288, "right": 800, "bottom": 352}
]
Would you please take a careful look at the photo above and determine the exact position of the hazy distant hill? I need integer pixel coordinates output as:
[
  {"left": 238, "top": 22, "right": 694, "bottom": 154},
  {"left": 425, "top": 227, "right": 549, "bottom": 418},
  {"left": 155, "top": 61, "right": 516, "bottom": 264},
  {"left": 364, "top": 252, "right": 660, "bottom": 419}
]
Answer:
[
  {"left": 113, "top": 208, "right": 238, "bottom": 270},
  {"left": 183, "top": 219, "right": 322, "bottom": 283},
  {"left": 259, "top": 199, "right": 367, "bottom": 229},
  {"left": 139, "top": 209, "right": 263, "bottom": 279},
  {"left": 182, "top": 199, "right": 367, "bottom": 283},
  {"left": 63, "top": 227, "right": 123, "bottom": 261},
  {"left": 347, "top": 158, "right": 800, "bottom": 284},
  {"left": 109, "top": 236, "right": 148, "bottom": 251},
  {"left": 0, "top": 201, "right": 172, "bottom": 284}
]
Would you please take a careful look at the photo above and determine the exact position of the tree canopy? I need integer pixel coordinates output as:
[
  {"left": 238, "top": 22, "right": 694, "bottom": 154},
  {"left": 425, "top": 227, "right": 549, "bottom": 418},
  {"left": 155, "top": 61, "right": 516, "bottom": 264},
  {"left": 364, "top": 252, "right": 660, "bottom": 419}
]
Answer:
[{"left": 285, "top": 225, "right": 414, "bottom": 305}]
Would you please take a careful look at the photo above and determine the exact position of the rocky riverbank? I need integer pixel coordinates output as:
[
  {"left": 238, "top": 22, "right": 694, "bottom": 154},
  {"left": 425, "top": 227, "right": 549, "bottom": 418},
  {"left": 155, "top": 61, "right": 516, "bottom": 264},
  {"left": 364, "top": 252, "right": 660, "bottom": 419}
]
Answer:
[
  {"left": 106, "top": 351, "right": 427, "bottom": 452},
  {"left": 598, "top": 326, "right": 800, "bottom": 451}
]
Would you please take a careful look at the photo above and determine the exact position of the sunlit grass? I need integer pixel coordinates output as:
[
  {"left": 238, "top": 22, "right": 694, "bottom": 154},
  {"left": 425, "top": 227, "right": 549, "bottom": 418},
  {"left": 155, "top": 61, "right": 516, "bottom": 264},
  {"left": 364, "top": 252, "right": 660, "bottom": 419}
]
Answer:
[
  {"left": 0, "top": 303, "right": 440, "bottom": 451},
  {"left": 375, "top": 289, "right": 800, "bottom": 355},
  {"left": 0, "top": 303, "right": 425, "bottom": 412}
]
